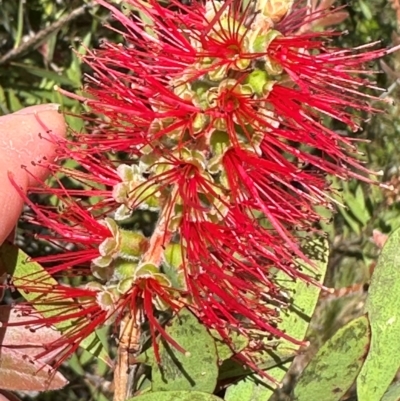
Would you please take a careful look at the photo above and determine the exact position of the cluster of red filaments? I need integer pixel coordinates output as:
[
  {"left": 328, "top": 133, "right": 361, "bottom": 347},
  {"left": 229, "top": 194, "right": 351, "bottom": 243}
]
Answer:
[{"left": 6, "top": 0, "right": 396, "bottom": 367}]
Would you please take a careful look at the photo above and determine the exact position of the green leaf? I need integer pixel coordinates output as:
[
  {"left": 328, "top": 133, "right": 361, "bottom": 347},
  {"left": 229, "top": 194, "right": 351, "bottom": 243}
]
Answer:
[
  {"left": 223, "top": 376, "right": 275, "bottom": 401},
  {"left": 66, "top": 31, "right": 92, "bottom": 86},
  {"left": 357, "top": 227, "right": 400, "bottom": 401},
  {"left": 337, "top": 203, "right": 361, "bottom": 235},
  {"left": 7, "top": 88, "right": 23, "bottom": 112},
  {"left": 225, "top": 239, "right": 329, "bottom": 401},
  {"left": 359, "top": 0, "right": 373, "bottom": 19},
  {"left": 122, "top": 2, "right": 157, "bottom": 38},
  {"left": 382, "top": 381, "right": 400, "bottom": 401},
  {"left": 211, "top": 330, "right": 249, "bottom": 362},
  {"left": 0, "top": 242, "right": 111, "bottom": 366},
  {"left": 218, "top": 348, "right": 290, "bottom": 382},
  {"left": 294, "top": 315, "right": 370, "bottom": 401},
  {"left": 343, "top": 183, "right": 370, "bottom": 226},
  {"left": 10, "top": 62, "right": 78, "bottom": 87},
  {"left": 141, "top": 308, "right": 218, "bottom": 393},
  {"left": 129, "top": 391, "right": 224, "bottom": 401},
  {"left": 331, "top": 179, "right": 362, "bottom": 235}
]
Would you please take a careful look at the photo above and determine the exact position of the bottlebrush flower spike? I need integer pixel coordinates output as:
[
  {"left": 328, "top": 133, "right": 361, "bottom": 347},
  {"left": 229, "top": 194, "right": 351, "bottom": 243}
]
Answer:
[{"left": 6, "top": 0, "right": 399, "bottom": 373}]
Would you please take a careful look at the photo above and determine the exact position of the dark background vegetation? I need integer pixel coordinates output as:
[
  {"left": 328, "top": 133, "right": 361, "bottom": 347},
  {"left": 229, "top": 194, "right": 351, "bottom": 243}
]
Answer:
[{"left": 1, "top": 0, "right": 400, "bottom": 399}]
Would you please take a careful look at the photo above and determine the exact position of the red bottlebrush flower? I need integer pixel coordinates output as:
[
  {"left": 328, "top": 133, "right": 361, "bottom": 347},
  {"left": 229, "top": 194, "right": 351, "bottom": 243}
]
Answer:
[{"left": 6, "top": 0, "right": 399, "bottom": 372}]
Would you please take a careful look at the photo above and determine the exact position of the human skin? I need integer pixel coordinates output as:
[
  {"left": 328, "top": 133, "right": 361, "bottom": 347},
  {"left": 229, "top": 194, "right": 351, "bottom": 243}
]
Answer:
[{"left": 0, "top": 104, "right": 66, "bottom": 244}]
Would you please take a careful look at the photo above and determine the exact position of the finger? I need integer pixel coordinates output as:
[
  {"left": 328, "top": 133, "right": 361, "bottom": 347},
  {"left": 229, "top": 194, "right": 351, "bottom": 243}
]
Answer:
[{"left": 0, "top": 104, "right": 67, "bottom": 244}]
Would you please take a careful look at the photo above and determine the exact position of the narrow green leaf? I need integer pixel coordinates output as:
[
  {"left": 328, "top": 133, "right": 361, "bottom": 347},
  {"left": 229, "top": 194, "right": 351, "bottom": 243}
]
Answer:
[
  {"left": 357, "top": 227, "right": 400, "bottom": 401},
  {"left": 0, "top": 243, "right": 111, "bottom": 366},
  {"left": 129, "top": 391, "right": 224, "bottom": 401},
  {"left": 141, "top": 308, "right": 218, "bottom": 393},
  {"left": 337, "top": 204, "right": 361, "bottom": 235},
  {"left": 67, "top": 52, "right": 83, "bottom": 86},
  {"left": 225, "top": 239, "right": 329, "bottom": 401},
  {"left": 14, "top": 0, "right": 24, "bottom": 48},
  {"left": 68, "top": 353, "right": 85, "bottom": 376},
  {"left": 354, "top": 185, "right": 370, "bottom": 224},
  {"left": 10, "top": 62, "right": 78, "bottom": 86},
  {"left": 341, "top": 183, "right": 370, "bottom": 226},
  {"left": 359, "top": 0, "right": 373, "bottom": 19},
  {"left": 7, "top": 89, "right": 23, "bottom": 112},
  {"left": 294, "top": 315, "right": 370, "bottom": 401},
  {"left": 331, "top": 179, "right": 361, "bottom": 234},
  {"left": 0, "top": 85, "right": 6, "bottom": 107}
]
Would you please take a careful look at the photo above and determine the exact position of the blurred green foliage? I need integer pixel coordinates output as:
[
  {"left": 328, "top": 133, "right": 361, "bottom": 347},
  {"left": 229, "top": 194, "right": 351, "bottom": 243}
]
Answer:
[{"left": 1, "top": 0, "right": 400, "bottom": 400}]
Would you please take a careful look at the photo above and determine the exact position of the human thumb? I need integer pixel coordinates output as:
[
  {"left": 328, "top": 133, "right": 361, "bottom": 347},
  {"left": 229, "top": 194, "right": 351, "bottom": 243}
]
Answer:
[{"left": 0, "top": 104, "right": 66, "bottom": 243}]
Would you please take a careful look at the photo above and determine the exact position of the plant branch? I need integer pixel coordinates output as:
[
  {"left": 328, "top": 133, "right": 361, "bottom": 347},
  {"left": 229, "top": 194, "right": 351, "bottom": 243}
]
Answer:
[
  {"left": 113, "top": 310, "right": 143, "bottom": 401},
  {"left": 0, "top": 3, "right": 94, "bottom": 66}
]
